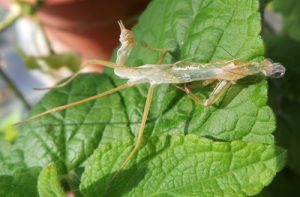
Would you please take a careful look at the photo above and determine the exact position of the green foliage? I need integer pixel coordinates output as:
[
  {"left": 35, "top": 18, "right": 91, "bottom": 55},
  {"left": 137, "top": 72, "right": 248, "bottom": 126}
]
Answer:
[
  {"left": 266, "top": 169, "right": 300, "bottom": 197},
  {"left": 0, "top": 0, "right": 288, "bottom": 196},
  {"left": 15, "top": 73, "right": 132, "bottom": 173},
  {"left": 0, "top": 167, "right": 40, "bottom": 197},
  {"left": 273, "top": 0, "right": 300, "bottom": 42},
  {"left": 0, "top": 138, "right": 40, "bottom": 196}
]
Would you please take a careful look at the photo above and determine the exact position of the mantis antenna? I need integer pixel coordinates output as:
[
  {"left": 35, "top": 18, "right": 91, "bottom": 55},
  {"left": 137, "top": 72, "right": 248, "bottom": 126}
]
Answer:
[
  {"left": 218, "top": 46, "right": 236, "bottom": 59},
  {"left": 15, "top": 83, "right": 130, "bottom": 126}
]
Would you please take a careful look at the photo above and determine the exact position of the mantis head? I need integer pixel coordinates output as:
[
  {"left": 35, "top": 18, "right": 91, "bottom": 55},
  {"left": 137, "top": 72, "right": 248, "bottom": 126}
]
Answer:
[
  {"left": 118, "top": 20, "right": 135, "bottom": 45},
  {"left": 262, "top": 59, "right": 286, "bottom": 78}
]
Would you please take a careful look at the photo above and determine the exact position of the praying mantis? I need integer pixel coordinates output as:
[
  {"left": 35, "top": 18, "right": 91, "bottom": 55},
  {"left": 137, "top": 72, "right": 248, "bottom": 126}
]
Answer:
[{"left": 16, "top": 20, "right": 285, "bottom": 187}]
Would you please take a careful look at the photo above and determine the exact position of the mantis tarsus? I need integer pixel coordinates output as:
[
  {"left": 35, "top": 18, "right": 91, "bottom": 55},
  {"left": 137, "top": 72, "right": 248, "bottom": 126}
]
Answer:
[{"left": 16, "top": 20, "right": 286, "bottom": 188}]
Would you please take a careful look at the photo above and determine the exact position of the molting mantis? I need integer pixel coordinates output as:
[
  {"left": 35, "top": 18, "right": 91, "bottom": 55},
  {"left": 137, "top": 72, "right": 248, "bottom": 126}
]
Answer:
[{"left": 16, "top": 20, "right": 286, "bottom": 187}]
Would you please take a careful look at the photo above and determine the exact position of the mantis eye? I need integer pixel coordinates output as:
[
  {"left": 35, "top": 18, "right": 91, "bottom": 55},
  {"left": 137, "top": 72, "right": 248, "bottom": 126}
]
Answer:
[
  {"left": 268, "top": 63, "right": 286, "bottom": 78},
  {"left": 262, "top": 59, "right": 286, "bottom": 78}
]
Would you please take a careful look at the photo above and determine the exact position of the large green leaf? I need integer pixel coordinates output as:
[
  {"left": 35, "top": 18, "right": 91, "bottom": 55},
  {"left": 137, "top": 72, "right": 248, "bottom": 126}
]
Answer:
[
  {"left": 14, "top": 0, "right": 285, "bottom": 195},
  {"left": 80, "top": 135, "right": 286, "bottom": 197},
  {"left": 0, "top": 139, "right": 29, "bottom": 174}
]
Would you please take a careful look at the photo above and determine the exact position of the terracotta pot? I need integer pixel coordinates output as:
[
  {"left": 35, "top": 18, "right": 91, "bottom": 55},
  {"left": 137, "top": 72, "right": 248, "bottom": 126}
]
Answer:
[{"left": 0, "top": 0, "right": 9, "bottom": 7}]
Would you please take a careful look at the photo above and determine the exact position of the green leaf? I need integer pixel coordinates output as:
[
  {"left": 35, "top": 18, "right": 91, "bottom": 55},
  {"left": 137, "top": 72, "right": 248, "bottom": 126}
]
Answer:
[
  {"left": 80, "top": 135, "right": 286, "bottom": 197},
  {"left": 38, "top": 163, "right": 65, "bottom": 197},
  {"left": 273, "top": 0, "right": 300, "bottom": 42},
  {"left": 0, "top": 167, "right": 40, "bottom": 197}
]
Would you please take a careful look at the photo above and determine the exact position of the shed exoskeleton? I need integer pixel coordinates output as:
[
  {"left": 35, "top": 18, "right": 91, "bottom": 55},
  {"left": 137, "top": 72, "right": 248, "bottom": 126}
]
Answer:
[{"left": 16, "top": 20, "right": 285, "bottom": 190}]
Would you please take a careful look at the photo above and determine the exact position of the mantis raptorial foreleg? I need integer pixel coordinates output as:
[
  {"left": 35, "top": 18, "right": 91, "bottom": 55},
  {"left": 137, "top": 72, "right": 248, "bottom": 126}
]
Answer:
[
  {"left": 35, "top": 20, "right": 134, "bottom": 90},
  {"left": 176, "top": 80, "right": 232, "bottom": 106},
  {"left": 34, "top": 59, "right": 125, "bottom": 90}
]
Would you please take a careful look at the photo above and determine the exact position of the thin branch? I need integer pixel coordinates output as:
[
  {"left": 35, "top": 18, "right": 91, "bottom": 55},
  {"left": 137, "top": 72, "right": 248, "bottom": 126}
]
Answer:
[{"left": 0, "top": 64, "right": 31, "bottom": 110}]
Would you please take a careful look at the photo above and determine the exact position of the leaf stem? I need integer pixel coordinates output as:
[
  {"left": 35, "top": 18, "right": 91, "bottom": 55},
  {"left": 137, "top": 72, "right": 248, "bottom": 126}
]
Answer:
[{"left": 0, "top": 64, "right": 31, "bottom": 110}]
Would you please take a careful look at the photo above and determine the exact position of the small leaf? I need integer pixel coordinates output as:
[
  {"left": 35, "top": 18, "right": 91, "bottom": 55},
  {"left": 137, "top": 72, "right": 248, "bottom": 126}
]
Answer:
[
  {"left": 38, "top": 163, "right": 65, "bottom": 197},
  {"left": 80, "top": 135, "right": 286, "bottom": 196},
  {"left": 17, "top": 48, "right": 81, "bottom": 72}
]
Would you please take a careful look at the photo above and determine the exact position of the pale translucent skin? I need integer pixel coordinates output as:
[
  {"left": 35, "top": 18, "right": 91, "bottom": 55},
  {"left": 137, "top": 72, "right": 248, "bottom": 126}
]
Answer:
[
  {"left": 115, "top": 21, "right": 285, "bottom": 85},
  {"left": 114, "top": 59, "right": 285, "bottom": 85}
]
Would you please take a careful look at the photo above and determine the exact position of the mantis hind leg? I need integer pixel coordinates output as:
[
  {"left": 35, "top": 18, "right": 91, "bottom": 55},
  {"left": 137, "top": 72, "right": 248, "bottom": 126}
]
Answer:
[
  {"left": 176, "top": 80, "right": 232, "bottom": 107},
  {"left": 34, "top": 60, "right": 121, "bottom": 90},
  {"left": 204, "top": 80, "right": 232, "bottom": 106},
  {"left": 182, "top": 79, "right": 217, "bottom": 91}
]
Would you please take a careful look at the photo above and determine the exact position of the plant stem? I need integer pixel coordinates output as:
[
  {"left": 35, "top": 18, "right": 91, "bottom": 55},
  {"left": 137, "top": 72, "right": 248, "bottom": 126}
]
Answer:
[{"left": 0, "top": 3, "right": 22, "bottom": 33}]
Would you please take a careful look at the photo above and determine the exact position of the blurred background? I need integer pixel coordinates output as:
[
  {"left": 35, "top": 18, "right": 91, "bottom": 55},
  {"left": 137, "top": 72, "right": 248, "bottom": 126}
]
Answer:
[
  {"left": 0, "top": 0, "right": 150, "bottom": 142},
  {"left": 0, "top": 0, "right": 299, "bottom": 196}
]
